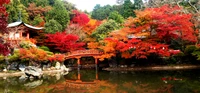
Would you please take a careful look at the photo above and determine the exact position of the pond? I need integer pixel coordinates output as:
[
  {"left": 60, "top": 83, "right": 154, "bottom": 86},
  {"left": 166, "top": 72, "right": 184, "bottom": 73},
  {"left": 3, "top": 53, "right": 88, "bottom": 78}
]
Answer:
[{"left": 0, "top": 68, "right": 200, "bottom": 93}]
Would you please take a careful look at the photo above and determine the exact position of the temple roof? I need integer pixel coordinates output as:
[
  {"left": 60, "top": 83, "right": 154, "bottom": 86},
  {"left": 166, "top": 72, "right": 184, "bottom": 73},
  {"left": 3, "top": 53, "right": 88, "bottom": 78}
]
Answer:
[{"left": 7, "top": 21, "right": 44, "bottom": 30}]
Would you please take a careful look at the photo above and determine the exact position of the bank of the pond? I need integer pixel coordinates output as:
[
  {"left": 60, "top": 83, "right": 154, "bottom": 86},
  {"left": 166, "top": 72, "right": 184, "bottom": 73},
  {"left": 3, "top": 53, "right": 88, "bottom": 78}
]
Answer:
[
  {"left": 103, "top": 65, "right": 200, "bottom": 71},
  {"left": 0, "top": 70, "right": 64, "bottom": 77}
]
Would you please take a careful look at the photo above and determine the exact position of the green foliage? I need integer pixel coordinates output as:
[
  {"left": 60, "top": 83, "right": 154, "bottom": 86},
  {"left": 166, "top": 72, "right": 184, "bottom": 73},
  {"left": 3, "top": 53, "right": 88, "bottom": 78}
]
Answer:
[
  {"left": 20, "top": 0, "right": 36, "bottom": 7},
  {"left": 0, "top": 55, "right": 4, "bottom": 63},
  {"left": 44, "top": 19, "right": 63, "bottom": 33},
  {"left": 133, "top": 0, "right": 144, "bottom": 10},
  {"left": 122, "top": 0, "right": 135, "bottom": 18},
  {"left": 6, "top": 0, "right": 29, "bottom": 23},
  {"left": 45, "top": 0, "right": 70, "bottom": 30},
  {"left": 35, "top": 0, "right": 49, "bottom": 7},
  {"left": 184, "top": 45, "right": 197, "bottom": 55},
  {"left": 92, "top": 20, "right": 120, "bottom": 41},
  {"left": 191, "top": 46, "right": 200, "bottom": 60},
  {"left": 63, "top": 0, "right": 77, "bottom": 11},
  {"left": 19, "top": 41, "right": 36, "bottom": 49},
  {"left": 32, "top": 14, "right": 43, "bottom": 26},
  {"left": 91, "top": 4, "right": 113, "bottom": 20},
  {"left": 8, "top": 50, "right": 20, "bottom": 62},
  {"left": 39, "top": 46, "right": 50, "bottom": 51},
  {"left": 108, "top": 11, "right": 124, "bottom": 23}
]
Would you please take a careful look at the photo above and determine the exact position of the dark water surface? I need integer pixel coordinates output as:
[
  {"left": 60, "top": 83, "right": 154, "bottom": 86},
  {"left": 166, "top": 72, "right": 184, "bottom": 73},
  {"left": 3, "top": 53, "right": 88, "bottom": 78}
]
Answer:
[{"left": 1, "top": 69, "right": 200, "bottom": 93}]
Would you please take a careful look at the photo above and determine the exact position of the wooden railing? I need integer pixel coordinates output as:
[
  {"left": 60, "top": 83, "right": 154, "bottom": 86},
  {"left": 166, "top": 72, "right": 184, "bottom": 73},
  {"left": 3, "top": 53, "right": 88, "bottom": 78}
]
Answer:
[{"left": 65, "top": 49, "right": 103, "bottom": 58}]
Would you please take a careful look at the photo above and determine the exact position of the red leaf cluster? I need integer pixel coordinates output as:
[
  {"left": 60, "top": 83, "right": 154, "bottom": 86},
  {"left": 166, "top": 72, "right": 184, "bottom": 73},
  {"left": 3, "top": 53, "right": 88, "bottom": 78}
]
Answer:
[
  {"left": 0, "top": 43, "right": 10, "bottom": 56},
  {"left": 0, "top": 0, "right": 9, "bottom": 6},
  {"left": 45, "top": 32, "right": 85, "bottom": 52},
  {"left": 151, "top": 5, "right": 196, "bottom": 42},
  {"left": 70, "top": 10, "right": 90, "bottom": 26},
  {"left": 0, "top": 0, "right": 10, "bottom": 56},
  {"left": 115, "top": 38, "right": 171, "bottom": 59}
]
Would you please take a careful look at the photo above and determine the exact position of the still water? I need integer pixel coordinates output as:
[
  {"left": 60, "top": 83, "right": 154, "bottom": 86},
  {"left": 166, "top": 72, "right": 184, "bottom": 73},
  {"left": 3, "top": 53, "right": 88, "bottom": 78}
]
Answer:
[{"left": 0, "top": 69, "right": 200, "bottom": 93}]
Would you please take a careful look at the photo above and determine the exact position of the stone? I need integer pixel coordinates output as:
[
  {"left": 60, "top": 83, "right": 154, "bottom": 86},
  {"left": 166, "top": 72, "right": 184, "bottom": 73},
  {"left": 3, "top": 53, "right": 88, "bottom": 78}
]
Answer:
[
  {"left": 9, "top": 62, "right": 18, "bottom": 70},
  {"left": 55, "top": 62, "right": 61, "bottom": 70},
  {"left": 3, "top": 68, "right": 7, "bottom": 72},
  {"left": 60, "top": 65, "right": 71, "bottom": 72},
  {"left": 18, "top": 64, "right": 26, "bottom": 71},
  {"left": 24, "top": 66, "right": 43, "bottom": 78},
  {"left": 50, "top": 67, "right": 56, "bottom": 70}
]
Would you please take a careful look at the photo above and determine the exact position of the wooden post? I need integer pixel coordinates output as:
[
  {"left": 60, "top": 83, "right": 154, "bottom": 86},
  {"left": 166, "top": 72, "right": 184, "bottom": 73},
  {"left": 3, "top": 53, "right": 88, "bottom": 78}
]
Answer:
[
  {"left": 26, "top": 33, "right": 29, "bottom": 39},
  {"left": 76, "top": 57, "right": 81, "bottom": 68},
  {"left": 76, "top": 56, "right": 82, "bottom": 82},
  {"left": 94, "top": 56, "right": 98, "bottom": 71},
  {"left": 19, "top": 31, "right": 22, "bottom": 38}
]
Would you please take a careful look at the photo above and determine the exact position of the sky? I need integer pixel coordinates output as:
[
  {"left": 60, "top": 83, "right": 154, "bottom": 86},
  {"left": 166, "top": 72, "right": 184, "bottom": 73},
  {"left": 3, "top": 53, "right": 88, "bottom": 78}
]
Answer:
[{"left": 66, "top": 0, "right": 118, "bottom": 12}]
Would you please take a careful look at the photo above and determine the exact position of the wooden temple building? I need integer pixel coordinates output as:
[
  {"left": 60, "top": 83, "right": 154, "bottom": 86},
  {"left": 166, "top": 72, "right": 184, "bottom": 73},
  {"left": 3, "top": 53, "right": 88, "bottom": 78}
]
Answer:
[{"left": 6, "top": 21, "right": 44, "bottom": 48}]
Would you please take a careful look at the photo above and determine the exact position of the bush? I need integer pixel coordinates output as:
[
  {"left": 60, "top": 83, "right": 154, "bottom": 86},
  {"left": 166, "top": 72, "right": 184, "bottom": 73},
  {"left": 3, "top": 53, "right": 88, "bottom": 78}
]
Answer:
[
  {"left": 184, "top": 45, "right": 197, "bottom": 55},
  {"left": 39, "top": 46, "right": 50, "bottom": 51},
  {"left": 8, "top": 50, "right": 20, "bottom": 62}
]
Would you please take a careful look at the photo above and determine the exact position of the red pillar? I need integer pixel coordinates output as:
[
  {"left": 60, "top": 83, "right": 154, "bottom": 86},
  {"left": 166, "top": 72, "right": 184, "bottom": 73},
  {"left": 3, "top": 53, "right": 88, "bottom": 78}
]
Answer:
[
  {"left": 19, "top": 32, "right": 22, "bottom": 38},
  {"left": 94, "top": 56, "right": 98, "bottom": 71},
  {"left": 76, "top": 56, "right": 82, "bottom": 82}
]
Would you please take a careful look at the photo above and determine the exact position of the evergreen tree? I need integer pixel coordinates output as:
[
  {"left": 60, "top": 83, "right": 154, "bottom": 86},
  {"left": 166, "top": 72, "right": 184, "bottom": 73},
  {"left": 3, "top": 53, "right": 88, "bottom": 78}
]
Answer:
[
  {"left": 32, "top": 14, "right": 43, "bottom": 26},
  {"left": 6, "top": 0, "right": 29, "bottom": 23},
  {"left": 45, "top": 19, "right": 62, "bottom": 33},
  {"left": 122, "top": 0, "right": 134, "bottom": 18},
  {"left": 91, "top": 4, "right": 113, "bottom": 20},
  {"left": 45, "top": 0, "right": 70, "bottom": 31},
  {"left": 133, "top": 0, "right": 144, "bottom": 10}
]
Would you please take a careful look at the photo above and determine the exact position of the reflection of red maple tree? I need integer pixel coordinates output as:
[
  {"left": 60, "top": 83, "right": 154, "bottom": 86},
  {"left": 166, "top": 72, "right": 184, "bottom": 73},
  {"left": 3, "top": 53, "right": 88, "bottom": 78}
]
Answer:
[
  {"left": 70, "top": 10, "right": 90, "bottom": 26},
  {"left": 45, "top": 32, "right": 85, "bottom": 52}
]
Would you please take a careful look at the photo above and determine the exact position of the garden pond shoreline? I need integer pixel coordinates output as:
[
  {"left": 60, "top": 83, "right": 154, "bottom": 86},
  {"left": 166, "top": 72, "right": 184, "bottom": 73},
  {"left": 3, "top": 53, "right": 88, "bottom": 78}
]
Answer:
[{"left": 1, "top": 65, "right": 200, "bottom": 77}]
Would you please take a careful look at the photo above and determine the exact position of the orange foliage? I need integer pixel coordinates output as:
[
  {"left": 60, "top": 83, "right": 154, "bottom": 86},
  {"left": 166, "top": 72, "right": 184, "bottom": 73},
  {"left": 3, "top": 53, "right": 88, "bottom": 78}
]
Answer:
[
  {"left": 82, "top": 19, "right": 102, "bottom": 35},
  {"left": 29, "top": 38, "right": 37, "bottom": 44},
  {"left": 87, "top": 42, "right": 99, "bottom": 49},
  {"left": 19, "top": 47, "right": 48, "bottom": 62},
  {"left": 98, "top": 39, "right": 118, "bottom": 61},
  {"left": 48, "top": 54, "right": 65, "bottom": 63}
]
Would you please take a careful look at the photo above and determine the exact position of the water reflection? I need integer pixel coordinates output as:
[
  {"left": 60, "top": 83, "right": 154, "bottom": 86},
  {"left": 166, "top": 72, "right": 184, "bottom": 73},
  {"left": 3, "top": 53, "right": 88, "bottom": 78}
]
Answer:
[{"left": 0, "top": 69, "right": 200, "bottom": 93}]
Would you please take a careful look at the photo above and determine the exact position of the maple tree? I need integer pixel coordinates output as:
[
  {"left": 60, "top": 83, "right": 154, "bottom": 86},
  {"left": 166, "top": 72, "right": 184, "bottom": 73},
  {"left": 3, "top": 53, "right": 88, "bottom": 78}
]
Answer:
[
  {"left": 70, "top": 10, "right": 90, "bottom": 26},
  {"left": 0, "top": 0, "right": 10, "bottom": 56},
  {"left": 27, "top": 3, "right": 52, "bottom": 20},
  {"left": 88, "top": 5, "right": 197, "bottom": 61},
  {"left": 45, "top": 32, "right": 85, "bottom": 52}
]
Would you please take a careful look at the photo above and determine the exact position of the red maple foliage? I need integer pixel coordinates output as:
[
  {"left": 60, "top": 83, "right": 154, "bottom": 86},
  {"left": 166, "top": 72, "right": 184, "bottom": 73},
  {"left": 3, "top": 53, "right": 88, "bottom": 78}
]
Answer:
[
  {"left": 70, "top": 10, "right": 90, "bottom": 26},
  {"left": 0, "top": 0, "right": 10, "bottom": 56},
  {"left": 45, "top": 32, "right": 85, "bottom": 52},
  {"left": 150, "top": 5, "right": 197, "bottom": 43},
  {"left": 115, "top": 38, "right": 172, "bottom": 59}
]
